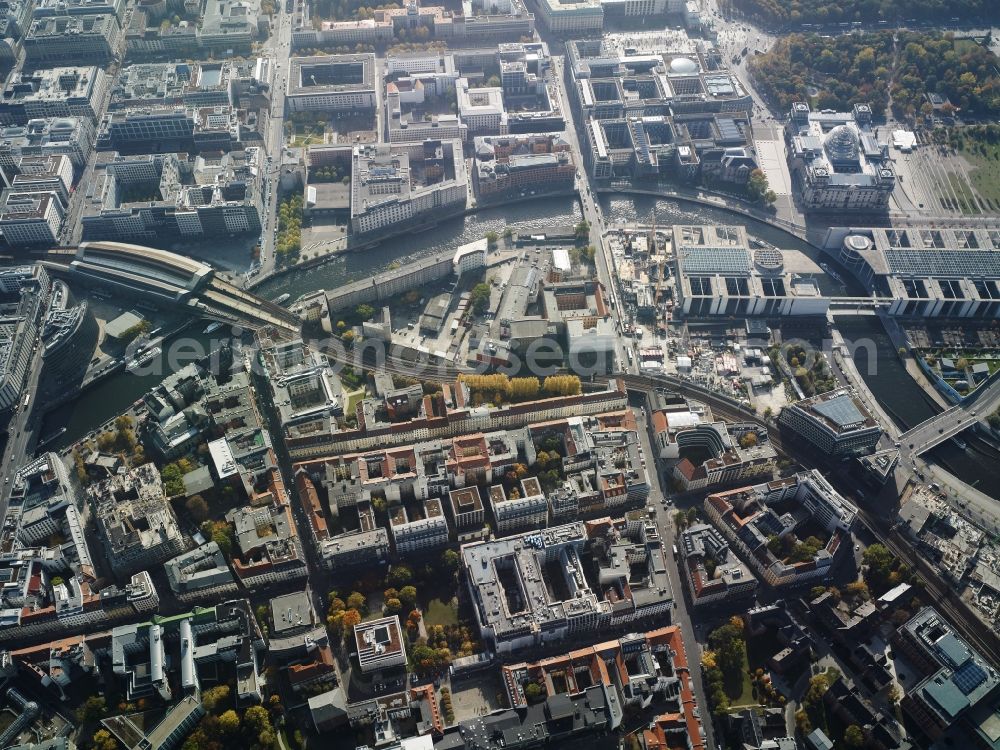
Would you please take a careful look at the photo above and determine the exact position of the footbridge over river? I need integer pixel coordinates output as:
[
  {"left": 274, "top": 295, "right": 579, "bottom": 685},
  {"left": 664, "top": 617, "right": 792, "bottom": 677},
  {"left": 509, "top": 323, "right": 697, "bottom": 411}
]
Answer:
[{"left": 898, "top": 369, "right": 1000, "bottom": 458}]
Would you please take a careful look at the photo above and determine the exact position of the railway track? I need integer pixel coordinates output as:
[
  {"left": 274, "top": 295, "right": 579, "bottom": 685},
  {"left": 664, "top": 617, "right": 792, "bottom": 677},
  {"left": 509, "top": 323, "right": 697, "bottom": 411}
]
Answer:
[{"left": 619, "top": 370, "right": 1000, "bottom": 666}]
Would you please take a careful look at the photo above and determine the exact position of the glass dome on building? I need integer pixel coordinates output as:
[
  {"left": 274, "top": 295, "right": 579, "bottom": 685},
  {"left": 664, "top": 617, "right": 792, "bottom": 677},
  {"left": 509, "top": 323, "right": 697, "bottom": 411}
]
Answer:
[{"left": 824, "top": 124, "right": 860, "bottom": 163}]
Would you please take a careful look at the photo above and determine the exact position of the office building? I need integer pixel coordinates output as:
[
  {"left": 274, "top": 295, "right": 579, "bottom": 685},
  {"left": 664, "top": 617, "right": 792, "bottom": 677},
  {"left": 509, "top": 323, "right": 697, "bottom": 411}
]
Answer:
[
  {"left": 0, "top": 190, "right": 64, "bottom": 247},
  {"left": 652, "top": 410, "right": 776, "bottom": 491},
  {"left": 672, "top": 225, "right": 829, "bottom": 317},
  {"left": 894, "top": 607, "right": 1000, "bottom": 742},
  {"left": 532, "top": 0, "right": 602, "bottom": 33},
  {"left": 0, "top": 265, "right": 48, "bottom": 410},
  {"left": 81, "top": 150, "right": 263, "bottom": 243},
  {"left": 294, "top": 0, "right": 534, "bottom": 47},
  {"left": 778, "top": 388, "right": 882, "bottom": 458},
  {"left": 679, "top": 523, "right": 757, "bottom": 607},
  {"left": 0, "top": 0, "right": 32, "bottom": 68},
  {"left": 89, "top": 463, "right": 186, "bottom": 578},
  {"left": 23, "top": 13, "right": 123, "bottom": 66},
  {"left": 199, "top": 0, "right": 265, "bottom": 52},
  {"left": 40, "top": 277, "right": 99, "bottom": 386},
  {"left": 163, "top": 542, "right": 238, "bottom": 603},
  {"left": 473, "top": 133, "right": 575, "bottom": 201},
  {"left": 787, "top": 102, "right": 895, "bottom": 212},
  {"left": 354, "top": 616, "right": 406, "bottom": 674},
  {"left": 31, "top": 0, "right": 127, "bottom": 20},
  {"left": 350, "top": 139, "right": 467, "bottom": 234},
  {"left": 825, "top": 225, "right": 1000, "bottom": 319},
  {"left": 10, "top": 154, "right": 74, "bottom": 206},
  {"left": 0, "top": 67, "right": 110, "bottom": 125},
  {"left": 566, "top": 34, "right": 753, "bottom": 180},
  {"left": 109, "top": 61, "right": 259, "bottom": 111},
  {"left": 285, "top": 54, "right": 377, "bottom": 113},
  {"left": 0, "top": 117, "right": 96, "bottom": 168},
  {"left": 96, "top": 105, "right": 243, "bottom": 153},
  {"left": 457, "top": 78, "right": 506, "bottom": 135}
]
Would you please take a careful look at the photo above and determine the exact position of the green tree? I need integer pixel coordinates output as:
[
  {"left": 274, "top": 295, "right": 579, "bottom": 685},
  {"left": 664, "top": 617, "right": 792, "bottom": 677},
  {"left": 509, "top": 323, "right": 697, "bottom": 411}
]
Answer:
[
  {"left": 346, "top": 591, "right": 367, "bottom": 612},
  {"left": 93, "top": 730, "right": 119, "bottom": 750},
  {"left": 442, "top": 549, "right": 460, "bottom": 573},
  {"left": 399, "top": 585, "right": 418, "bottom": 607},
  {"left": 75, "top": 696, "right": 107, "bottom": 723},
  {"left": 524, "top": 682, "right": 544, "bottom": 702},
  {"left": 471, "top": 282, "right": 491, "bottom": 314},
  {"left": 356, "top": 304, "right": 375, "bottom": 321},
  {"left": 185, "top": 495, "right": 210, "bottom": 523},
  {"left": 844, "top": 725, "right": 865, "bottom": 748},
  {"left": 203, "top": 685, "right": 231, "bottom": 713},
  {"left": 388, "top": 564, "right": 413, "bottom": 587}
]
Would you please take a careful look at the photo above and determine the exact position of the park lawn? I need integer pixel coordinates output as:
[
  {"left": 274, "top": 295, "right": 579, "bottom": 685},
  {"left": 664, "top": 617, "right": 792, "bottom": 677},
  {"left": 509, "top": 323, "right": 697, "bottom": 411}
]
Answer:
[
  {"left": 960, "top": 142, "right": 1000, "bottom": 208},
  {"left": 423, "top": 597, "right": 459, "bottom": 628},
  {"left": 947, "top": 172, "right": 983, "bottom": 214},
  {"left": 728, "top": 645, "right": 757, "bottom": 707}
]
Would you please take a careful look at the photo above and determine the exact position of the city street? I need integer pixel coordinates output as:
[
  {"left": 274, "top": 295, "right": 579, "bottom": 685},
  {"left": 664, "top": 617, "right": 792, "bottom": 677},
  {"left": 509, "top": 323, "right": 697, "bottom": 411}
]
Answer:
[
  {"left": 550, "top": 56, "right": 633, "bottom": 375},
  {"left": 630, "top": 404, "right": 716, "bottom": 750},
  {"left": 255, "top": 7, "right": 295, "bottom": 282},
  {"left": 0, "top": 346, "right": 44, "bottom": 517}
]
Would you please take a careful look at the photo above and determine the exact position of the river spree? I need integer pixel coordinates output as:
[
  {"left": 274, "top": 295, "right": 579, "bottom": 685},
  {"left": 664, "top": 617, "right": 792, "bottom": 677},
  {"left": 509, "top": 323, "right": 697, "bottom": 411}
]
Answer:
[
  {"left": 837, "top": 317, "right": 1000, "bottom": 500},
  {"left": 39, "top": 194, "right": 998, "bottom": 498}
]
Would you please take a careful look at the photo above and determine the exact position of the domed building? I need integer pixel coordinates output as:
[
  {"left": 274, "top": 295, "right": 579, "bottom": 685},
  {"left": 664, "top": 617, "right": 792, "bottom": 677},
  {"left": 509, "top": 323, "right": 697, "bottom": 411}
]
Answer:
[{"left": 786, "top": 101, "right": 895, "bottom": 211}]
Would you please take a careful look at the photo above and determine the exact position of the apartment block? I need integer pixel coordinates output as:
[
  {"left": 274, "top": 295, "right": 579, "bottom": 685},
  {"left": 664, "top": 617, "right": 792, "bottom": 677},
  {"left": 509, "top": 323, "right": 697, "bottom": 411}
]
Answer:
[
  {"left": 462, "top": 514, "right": 671, "bottom": 655},
  {"left": 227, "top": 502, "right": 308, "bottom": 588},
  {"left": 0, "top": 452, "right": 160, "bottom": 643},
  {"left": 294, "top": 472, "right": 390, "bottom": 574},
  {"left": 679, "top": 523, "right": 757, "bottom": 607},
  {"left": 703, "top": 470, "right": 857, "bottom": 588},
  {"left": 390, "top": 498, "right": 449, "bottom": 554}
]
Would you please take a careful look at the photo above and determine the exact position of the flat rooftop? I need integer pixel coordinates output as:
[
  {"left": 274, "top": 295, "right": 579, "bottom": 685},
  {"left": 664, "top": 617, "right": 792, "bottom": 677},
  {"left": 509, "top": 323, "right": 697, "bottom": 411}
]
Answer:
[{"left": 288, "top": 54, "right": 376, "bottom": 97}]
